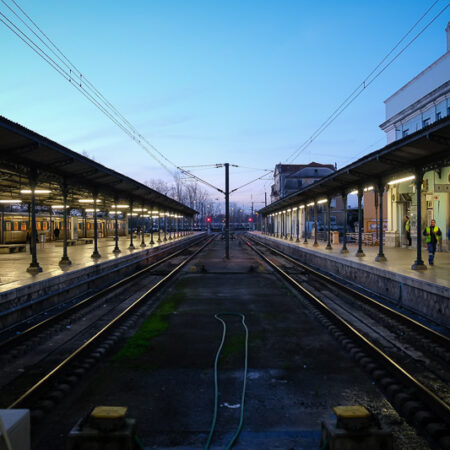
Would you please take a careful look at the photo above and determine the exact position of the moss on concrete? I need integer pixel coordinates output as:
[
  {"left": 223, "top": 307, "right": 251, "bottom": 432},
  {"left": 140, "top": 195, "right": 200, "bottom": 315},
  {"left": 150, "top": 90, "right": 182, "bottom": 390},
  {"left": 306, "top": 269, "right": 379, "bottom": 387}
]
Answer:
[{"left": 114, "top": 289, "right": 185, "bottom": 363}]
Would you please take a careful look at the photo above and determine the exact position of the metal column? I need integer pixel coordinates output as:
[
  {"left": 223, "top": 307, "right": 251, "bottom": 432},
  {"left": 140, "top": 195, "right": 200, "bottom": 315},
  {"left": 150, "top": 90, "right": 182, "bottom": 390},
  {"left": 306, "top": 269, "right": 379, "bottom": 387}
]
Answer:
[
  {"left": 325, "top": 198, "right": 332, "bottom": 250},
  {"left": 91, "top": 193, "right": 101, "bottom": 259},
  {"left": 341, "top": 193, "right": 349, "bottom": 254},
  {"left": 313, "top": 202, "right": 319, "bottom": 247},
  {"left": 375, "top": 184, "right": 386, "bottom": 262},
  {"left": 356, "top": 188, "right": 365, "bottom": 257},
  {"left": 59, "top": 185, "right": 72, "bottom": 266},
  {"left": 303, "top": 207, "right": 308, "bottom": 244},
  {"left": 129, "top": 199, "right": 135, "bottom": 249},
  {"left": 27, "top": 173, "right": 42, "bottom": 274},
  {"left": 411, "top": 171, "right": 426, "bottom": 270},
  {"left": 225, "top": 163, "right": 230, "bottom": 259}
]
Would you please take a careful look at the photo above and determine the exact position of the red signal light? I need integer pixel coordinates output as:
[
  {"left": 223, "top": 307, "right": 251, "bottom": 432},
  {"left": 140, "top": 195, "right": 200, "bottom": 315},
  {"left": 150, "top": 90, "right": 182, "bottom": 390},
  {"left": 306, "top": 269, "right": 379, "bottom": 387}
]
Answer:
[
  {"left": 248, "top": 217, "right": 253, "bottom": 222},
  {"left": 206, "top": 217, "right": 212, "bottom": 223}
]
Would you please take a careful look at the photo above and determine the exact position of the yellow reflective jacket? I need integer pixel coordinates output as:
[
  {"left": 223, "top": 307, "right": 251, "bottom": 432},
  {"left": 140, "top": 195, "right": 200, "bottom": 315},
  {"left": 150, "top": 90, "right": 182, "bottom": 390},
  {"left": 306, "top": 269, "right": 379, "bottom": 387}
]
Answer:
[{"left": 424, "top": 226, "right": 440, "bottom": 243}]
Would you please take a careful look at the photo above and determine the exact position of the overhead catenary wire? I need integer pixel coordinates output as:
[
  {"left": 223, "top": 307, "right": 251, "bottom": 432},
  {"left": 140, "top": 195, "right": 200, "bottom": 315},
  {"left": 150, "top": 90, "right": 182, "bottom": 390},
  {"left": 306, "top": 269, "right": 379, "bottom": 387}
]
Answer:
[
  {"left": 0, "top": 0, "right": 224, "bottom": 193},
  {"left": 286, "top": 0, "right": 448, "bottom": 163}
]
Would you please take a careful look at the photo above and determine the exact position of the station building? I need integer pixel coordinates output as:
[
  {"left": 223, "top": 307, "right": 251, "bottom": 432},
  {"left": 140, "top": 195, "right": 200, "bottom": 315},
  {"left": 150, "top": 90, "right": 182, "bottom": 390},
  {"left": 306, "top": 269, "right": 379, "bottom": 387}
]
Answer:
[{"left": 380, "top": 22, "right": 450, "bottom": 249}]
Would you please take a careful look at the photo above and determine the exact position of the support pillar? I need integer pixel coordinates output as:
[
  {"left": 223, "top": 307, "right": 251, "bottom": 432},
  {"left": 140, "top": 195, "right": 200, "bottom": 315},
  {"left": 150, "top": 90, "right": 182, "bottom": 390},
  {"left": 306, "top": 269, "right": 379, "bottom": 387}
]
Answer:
[
  {"left": 91, "top": 193, "right": 101, "bottom": 259},
  {"left": 27, "top": 173, "right": 42, "bottom": 274},
  {"left": 140, "top": 205, "right": 146, "bottom": 248},
  {"left": 157, "top": 214, "right": 162, "bottom": 243},
  {"left": 356, "top": 188, "right": 365, "bottom": 257},
  {"left": 303, "top": 207, "right": 308, "bottom": 244},
  {"left": 375, "top": 183, "right": 387, "bottom": 262},
  {"left": 113, "top": 198, "right": 121, "bottom": 254},
  {"left": 59, "top": 185, "right": 72, "bottom": 266},
  {"left": 325, "top": 198, "right": 332, "bottom": 250},
  {"left": 412, "top": 171, "right": 427, "bottom": 270},
  {"left": 128, "top": 200, "right": 135, "bottom": 249},
  {"left": 313, "top": 202, "right": 319, "bottom": 247},
  {"left": 164, "top": 213, "right": 168, "bottom": 241},
  {"left": 290, "top": 210, "right": 294, "bottom": 240},
  {"left": 341, "top": 193, "right": 349, "bottom": 254},
  {"left": 150, "top": 212, "right": 155, "bottom": 245}
]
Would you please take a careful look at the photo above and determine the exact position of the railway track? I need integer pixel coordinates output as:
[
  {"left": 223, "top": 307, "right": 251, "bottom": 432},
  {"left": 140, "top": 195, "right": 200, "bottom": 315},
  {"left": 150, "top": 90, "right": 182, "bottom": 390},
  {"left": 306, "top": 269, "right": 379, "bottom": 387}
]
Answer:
[
  {"left": 0, "top": 234, "right": 215, "bottom": 418},
  {"left": 245, "top": 234, "right": 450, "bottom": 449}
]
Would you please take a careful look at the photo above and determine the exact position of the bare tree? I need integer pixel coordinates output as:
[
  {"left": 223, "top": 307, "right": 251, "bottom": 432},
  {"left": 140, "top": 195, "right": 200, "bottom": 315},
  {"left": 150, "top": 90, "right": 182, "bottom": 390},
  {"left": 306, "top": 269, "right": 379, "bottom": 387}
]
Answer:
[{"left": 144, "top": 178, "right": 172, "bottom": 196}]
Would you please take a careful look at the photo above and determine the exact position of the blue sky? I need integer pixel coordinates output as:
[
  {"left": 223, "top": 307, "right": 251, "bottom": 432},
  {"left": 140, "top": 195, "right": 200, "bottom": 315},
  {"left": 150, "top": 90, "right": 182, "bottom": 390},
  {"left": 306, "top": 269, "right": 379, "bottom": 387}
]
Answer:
[{"left": 1, "top": 0, "right": 449, "bottom": 206}]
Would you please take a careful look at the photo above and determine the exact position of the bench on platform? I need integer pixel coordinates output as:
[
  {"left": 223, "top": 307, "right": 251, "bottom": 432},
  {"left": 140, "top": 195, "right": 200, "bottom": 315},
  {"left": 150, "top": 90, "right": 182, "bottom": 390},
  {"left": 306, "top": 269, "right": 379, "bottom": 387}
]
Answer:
[
  {"left": 0, "top": 244, "right": 26, "bottom": 254},
  {"left": 77, "top": 238, "right": 93, "bottom": 245},
  {"left": 346, "top": 232, "right": 375, "bottom": 246},
  {"left": 55, "top": 240, "right": 77, "bottom": 247}
]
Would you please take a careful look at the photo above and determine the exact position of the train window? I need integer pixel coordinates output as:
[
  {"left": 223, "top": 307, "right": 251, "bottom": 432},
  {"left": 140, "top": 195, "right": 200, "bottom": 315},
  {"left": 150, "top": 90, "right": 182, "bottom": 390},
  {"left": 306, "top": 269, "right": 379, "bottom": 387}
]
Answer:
[
  {"left": 43, "top": 222, "right": 48, "bottom": 230},
  {"left": 6, "top": 221, "right": 11, "bottom": 231},
  {"left": 13, "top": 221, "right": 19, "bottom": 231},
  {"left": 36, "top": 222, "right": 41, "bottom": 230},
  {"left": 21, "top": 222, "right": 27, "bottom": 231}
]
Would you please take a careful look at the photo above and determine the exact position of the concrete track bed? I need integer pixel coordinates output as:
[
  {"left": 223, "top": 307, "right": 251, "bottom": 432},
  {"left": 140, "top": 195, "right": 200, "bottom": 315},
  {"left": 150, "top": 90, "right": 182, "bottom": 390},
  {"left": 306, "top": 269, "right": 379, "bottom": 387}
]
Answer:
[{"left": 32, "top": 237, "right": 429, "bottom": 449}]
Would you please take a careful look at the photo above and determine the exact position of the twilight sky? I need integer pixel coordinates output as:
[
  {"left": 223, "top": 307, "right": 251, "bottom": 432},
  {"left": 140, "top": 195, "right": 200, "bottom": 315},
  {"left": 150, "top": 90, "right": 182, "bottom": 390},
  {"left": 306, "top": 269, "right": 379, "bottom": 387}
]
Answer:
[{"left": 1, "top": 0, "right": 449, "bottom": 207}]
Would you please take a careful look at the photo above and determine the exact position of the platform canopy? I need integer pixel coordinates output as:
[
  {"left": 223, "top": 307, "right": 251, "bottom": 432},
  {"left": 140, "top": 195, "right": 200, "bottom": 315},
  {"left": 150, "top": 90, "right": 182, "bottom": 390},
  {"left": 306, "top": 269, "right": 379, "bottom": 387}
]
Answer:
[
  {"left": 260, "top": 116, "right": 450, "bottom": 215},
  {"left": 0, "top": 116, "right": 197, "bottom": 216}
]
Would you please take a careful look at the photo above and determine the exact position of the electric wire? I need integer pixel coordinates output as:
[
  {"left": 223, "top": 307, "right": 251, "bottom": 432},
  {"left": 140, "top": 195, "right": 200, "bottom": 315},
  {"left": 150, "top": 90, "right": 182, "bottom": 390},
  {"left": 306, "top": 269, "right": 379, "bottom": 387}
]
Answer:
[
  {"left": 0, "top": 9, "right": 173, "bottom": 175},
  {"left": 2, "top": 1, "right": 269, "bottom": 197},
  {"left": 230, "top": 172, "right": 274, "bottom": 194},
  {"left": 205, "top": 312, "right": 249, "bottom": 450},
  {"left": 0, "top": 0, "right": 224, "bottom": 192},
  {"left": 286, "top": 0, "right": 448, "bottom": 162}
]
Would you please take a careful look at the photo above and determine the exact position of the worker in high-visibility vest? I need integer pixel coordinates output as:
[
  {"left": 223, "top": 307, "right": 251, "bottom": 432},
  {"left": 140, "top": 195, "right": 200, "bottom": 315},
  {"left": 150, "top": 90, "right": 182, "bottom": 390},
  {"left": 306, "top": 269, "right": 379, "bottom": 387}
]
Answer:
[
  {"left": 404, "top": 215, "right": 411, "bottom": 247},
  {"left": 423, "top": 219, "right": 441, "bottom": 266}
]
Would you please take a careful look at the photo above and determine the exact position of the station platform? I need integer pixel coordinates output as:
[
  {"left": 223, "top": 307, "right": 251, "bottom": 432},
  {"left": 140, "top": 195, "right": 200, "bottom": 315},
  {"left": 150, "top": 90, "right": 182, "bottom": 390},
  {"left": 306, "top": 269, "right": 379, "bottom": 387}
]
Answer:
[
  {"left": 251, "top": 232, "right": 450, "bottom": 328},
  {"left": 0, "top": 233, "right": 202, "bottom": 328},
  {"left": 0, "top": 234, "right": 191, "bottom": 294}
]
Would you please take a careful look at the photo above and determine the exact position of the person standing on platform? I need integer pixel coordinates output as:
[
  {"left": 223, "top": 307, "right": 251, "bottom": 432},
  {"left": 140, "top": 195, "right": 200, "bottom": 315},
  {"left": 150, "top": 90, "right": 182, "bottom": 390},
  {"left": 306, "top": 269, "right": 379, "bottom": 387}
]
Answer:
[
  {"left": 404, "top": 216, "right": 411, "bottom": 247},
  {"left": 423, "top": 219, "right": 441, "bottom": 266},
  {"left": 53, "top": 226, "right": 60, "bottom": 240}
]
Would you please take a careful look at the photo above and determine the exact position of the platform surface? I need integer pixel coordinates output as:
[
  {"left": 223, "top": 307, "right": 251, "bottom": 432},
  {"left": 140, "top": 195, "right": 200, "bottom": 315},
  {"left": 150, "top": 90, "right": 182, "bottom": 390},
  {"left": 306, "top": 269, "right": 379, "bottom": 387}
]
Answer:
[
  {"left": 252, "top": 233, "right": 450, "bottom": 289},
  {"left": 0, "top": 234, "right": 192, "bottom": 294}
]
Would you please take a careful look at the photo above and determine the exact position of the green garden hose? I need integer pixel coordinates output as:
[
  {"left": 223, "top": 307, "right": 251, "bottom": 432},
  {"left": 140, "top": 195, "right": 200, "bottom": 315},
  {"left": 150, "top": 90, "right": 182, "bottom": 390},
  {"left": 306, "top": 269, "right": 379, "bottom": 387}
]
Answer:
[{"left": 205, "top": 312, "right": 249, "bottom": 450}]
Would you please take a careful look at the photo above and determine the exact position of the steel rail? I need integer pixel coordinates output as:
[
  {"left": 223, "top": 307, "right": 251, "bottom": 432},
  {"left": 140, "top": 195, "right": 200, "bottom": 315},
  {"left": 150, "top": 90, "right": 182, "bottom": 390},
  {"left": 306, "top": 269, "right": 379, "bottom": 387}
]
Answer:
[
  {"left": 8, "top": 235, "right": 215, "bottom": 409},
  {"left": 248, "top": 235, "right": 449, "bottom": 347},
  {"left": 245, "top": 238, "right": 450, "bottom": 426},
  {"left": 0, "top": 236, "right": 201, "bottom": 326},
  {"left": 0, "top": 234, "right": 207, "bottom": 352}
]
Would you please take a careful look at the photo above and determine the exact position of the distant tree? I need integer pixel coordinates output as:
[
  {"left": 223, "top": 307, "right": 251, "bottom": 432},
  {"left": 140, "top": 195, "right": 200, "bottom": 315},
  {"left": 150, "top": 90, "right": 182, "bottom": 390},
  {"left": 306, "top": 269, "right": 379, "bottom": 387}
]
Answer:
[
  {"left": 81, "top": 150, "right": 96, "bottom": 161},
  {"left": 144, "top": 178, "right": 171, "bottom": 196}
]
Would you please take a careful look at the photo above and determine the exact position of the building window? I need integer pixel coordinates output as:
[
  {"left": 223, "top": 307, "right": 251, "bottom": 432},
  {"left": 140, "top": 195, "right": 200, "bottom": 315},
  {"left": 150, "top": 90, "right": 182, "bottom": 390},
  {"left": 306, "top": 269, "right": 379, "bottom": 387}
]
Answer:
[
  {"left": 436, "top": 112, "right": 441, "bottom": 121},
  {"left": 422, "top": 118, "right": 430, "bottom": 127},
  {"left": 402, "top": 129, "right": 409, "bottom": 137}
]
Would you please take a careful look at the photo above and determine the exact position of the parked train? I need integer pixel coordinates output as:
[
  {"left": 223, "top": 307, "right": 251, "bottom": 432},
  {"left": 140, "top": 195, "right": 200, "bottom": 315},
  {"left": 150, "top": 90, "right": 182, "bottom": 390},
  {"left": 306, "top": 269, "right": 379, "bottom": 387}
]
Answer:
[{"left": 0, "top": 212, "right": 127, "bottom": 244}]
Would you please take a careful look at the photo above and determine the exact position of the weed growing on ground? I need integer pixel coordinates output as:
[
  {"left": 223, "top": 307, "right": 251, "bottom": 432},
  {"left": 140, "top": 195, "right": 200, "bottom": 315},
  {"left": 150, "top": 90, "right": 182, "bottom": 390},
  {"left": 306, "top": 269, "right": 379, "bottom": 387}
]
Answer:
[{"left": 114, "top": 289, "right": 186, "bottom": 364}]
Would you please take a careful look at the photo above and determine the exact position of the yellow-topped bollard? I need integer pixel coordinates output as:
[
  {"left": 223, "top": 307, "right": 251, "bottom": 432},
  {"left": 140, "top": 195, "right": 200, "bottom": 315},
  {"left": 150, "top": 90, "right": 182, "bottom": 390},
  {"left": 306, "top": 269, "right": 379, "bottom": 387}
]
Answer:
[{"left": 321, "top": 405, "right": 393, "bottom": 450}]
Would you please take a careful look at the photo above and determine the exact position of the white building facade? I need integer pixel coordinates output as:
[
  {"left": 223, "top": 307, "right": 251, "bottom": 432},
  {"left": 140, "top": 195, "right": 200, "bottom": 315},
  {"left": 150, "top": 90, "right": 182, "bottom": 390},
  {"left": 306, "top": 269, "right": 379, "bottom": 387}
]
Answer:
[{"left": 380, "top": 23, "right": 450, "bottom": 249}]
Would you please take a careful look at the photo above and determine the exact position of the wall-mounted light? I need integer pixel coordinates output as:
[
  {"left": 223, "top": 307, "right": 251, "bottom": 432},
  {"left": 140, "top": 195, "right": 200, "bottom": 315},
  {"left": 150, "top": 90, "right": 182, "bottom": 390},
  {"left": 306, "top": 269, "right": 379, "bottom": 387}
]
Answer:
[
  {"left": 0, "top": 199, "right": 22, "bottom": 204},
  {"left": 387, "top": 175, "right": 415, "bottom": 185}
]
